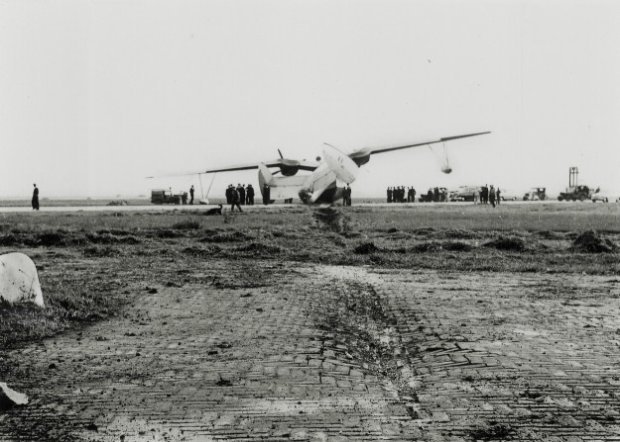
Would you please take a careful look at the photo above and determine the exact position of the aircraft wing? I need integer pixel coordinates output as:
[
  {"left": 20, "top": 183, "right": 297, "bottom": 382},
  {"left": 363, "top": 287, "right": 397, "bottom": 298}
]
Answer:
[
  {"left": 204, "top": 159, "right": 318, "bottom": 174},
  {"left": 366, "top": 131, "right": 491, "bottom": 155}
]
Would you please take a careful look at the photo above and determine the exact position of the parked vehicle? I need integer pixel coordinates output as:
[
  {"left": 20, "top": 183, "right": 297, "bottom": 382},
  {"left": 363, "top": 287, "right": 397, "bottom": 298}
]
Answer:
[
  {"left": 591, "top": 190, "right": 619, "bottom": 203},
  {"left": 558, "top": 185, "right": 595, "bottom": 202},
  {"left": 449, "top": 186, "right": 479, "bottom": 202},
  {"left": 151, "top": 189, "right": 188, "bottom": 205},
  {"left": 523, "top": 187, "right": 547, "bottom": 201}
]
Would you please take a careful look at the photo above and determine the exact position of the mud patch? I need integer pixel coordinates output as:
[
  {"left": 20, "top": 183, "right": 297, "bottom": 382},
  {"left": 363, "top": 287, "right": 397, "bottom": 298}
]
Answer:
[
  {"left": 313, "top": 207, "right": 352, "bottom": 234},
  {"left": 483, "top": 236, "right": 526, "bottom": 252},
  {"left": 353, "top": 242, "right": 380, "bottom": 255},
  {"left": 571, "top": 230, "right": 618, "bottom": 253},
  {"left": 314, "top": 279, "right": 403, "bottom": 381}
]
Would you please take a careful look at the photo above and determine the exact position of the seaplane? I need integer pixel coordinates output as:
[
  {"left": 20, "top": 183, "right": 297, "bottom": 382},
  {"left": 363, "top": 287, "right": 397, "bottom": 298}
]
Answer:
[
  {"left": 149, "top": 131, "right": 491, "bottom": 204},
  {"left": 199, "top": 131, "right": 491, "bottom": 204}
]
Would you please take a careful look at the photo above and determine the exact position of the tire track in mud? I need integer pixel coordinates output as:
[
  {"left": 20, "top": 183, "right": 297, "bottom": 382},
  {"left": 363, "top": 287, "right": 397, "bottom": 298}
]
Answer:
[
  {"left": 313, "top": 267, "right": 422, "bottom": 427},
  {"left": 320, "top": 266, "right": 620, "bottom": 441}
]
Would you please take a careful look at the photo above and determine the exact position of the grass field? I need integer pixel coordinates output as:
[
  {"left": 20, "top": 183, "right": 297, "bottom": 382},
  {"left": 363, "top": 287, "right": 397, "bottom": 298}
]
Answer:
[{"left": 0, "top": 202, "right": 618, "bottom": 360}]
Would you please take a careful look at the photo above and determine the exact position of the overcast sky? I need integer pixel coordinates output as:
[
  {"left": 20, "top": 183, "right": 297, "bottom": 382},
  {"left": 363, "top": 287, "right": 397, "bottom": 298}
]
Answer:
[{"left": 1, "top": 0, "right": 619, "bottom": 199}]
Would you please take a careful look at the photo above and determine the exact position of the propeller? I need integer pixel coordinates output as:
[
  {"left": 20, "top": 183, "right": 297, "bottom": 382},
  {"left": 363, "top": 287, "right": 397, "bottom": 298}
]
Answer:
[{"left": 267, "top": 148, "right": 318, "bottom": 176}]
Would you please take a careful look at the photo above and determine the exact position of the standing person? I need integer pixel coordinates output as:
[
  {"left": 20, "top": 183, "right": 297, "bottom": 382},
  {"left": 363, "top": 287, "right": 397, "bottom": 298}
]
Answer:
[
  {"left": 489, "top": 185, "right": 496, "bottom": 208},
  {"left": 230, "top": 186, "right": 242, "bottom": 212},
  {"left": 387, "top": 187, "right": 392, "bottom": 203},
  {"left": 189, "top": 185, "right": 195, "bottom": 205},
  {"left": 238, "top": 184, "right": 246, "bottom": 206},
  {"left": 225, "top": 185, "right": 232, "bottom": 204},
  {"left": 412, "top": 187, "right": 416, "bottom": 203},
  {"left": 32, "top": 184, "right": 40, "bottom": 210},
  {"left": 345, "top": 185, "right": 352, "bottom": 206},
  {"left": 246, "top": 184, "right": 254, "bottom": 205},
  {"left": 262, "top": 184, "right": 270, "bottom": 205},
  {"left": 496, "top": 187, "right": 501, "bottom": 205}
]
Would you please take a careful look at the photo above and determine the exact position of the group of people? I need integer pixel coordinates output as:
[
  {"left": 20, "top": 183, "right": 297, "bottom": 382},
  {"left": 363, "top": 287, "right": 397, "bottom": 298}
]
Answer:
[
  {"left": 225, "top": 184, "right": 255, "bottom": 212},
  {"left": 477, "top": 185, "right": 501, "bottom": 207},
  {"left": 423, "top": 187, "right": 450, "bottom": 203},
  {"left": 387, "top": 186, "right": 416, "bottom": 203}
]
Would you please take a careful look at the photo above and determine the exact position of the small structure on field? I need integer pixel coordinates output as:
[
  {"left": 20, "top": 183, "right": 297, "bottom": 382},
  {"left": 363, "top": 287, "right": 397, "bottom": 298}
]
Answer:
[{"left": 0, "top": 253, "right": 44, "bottom": 307}]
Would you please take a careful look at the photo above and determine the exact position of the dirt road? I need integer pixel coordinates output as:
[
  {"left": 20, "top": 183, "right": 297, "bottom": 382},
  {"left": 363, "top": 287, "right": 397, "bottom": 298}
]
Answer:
[{"left": 2, "top": 260, "right": 620, "bottom": 441}]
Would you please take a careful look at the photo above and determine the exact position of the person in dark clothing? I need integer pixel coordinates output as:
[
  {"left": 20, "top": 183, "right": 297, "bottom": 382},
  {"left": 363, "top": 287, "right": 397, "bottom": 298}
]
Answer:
[
  {"left": 238, "top": 184, "right": 246, "bottom": 206},
  {"left": 387, "top": 187, "right": 393, "bottom": 203},
  {"left": 230, "top": 187, "right": 242, "bottom": 212},
  {"left": 246, "top": 184, "right": 254, "bottom": 205},
  {"left": 433, "top": 187, "right": 440, "bottom": 202},
  {"left": 263, "top": 184, "right": 270, "bottom": 205},
  {"left": 496, "top": 187, "right": 501, "bottom": 205},
  {"left": 225, "top": 185, "right": 233, "bottom": 204},
  {"left": 189, "top": 185, "right": 195, "bottom": 205},
  {"left": 32, "top": 184, "right": 39, "bottom": 210},
  {"left": 412, "top": 187, "right": 416, "bottom": 203},
  {"left": 489, "top": 185, "right": 496, "bottom": 208},
  {"left": 343, "top": 185, "right": 352, "bottom": 206}
]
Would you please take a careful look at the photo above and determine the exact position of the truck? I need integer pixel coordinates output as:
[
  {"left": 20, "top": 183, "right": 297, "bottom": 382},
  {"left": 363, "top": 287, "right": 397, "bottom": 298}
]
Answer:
[
  {"left": 449, "top": 186, "right": 479, "bottom": 202},
  {"left": 523, "top": 187, "right": 547, "bottom": 201},
  {"left": 151, "top": 189, "right": 188, "bottom": 205},
  {"left": 557, "top": 185, "right": 595, "bottom": 202}
]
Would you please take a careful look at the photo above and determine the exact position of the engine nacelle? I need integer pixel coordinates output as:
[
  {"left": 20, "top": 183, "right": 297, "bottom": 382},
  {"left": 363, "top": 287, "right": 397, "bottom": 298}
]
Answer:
[
  {"left": 279, "top": 164, "right": 300, "bottom": 176},
  {"left": 349, "top": 148, "right": 371, "bottom": 167}
]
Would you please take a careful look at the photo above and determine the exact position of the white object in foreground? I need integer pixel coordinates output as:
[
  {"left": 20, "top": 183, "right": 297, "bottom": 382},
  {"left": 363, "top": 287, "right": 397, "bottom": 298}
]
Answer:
[
  {"left": 0, "top": 382, "right": 28, "bottom": 408},
  {"left": 0, "top": 253, "right": 44, "bottom": 307}
]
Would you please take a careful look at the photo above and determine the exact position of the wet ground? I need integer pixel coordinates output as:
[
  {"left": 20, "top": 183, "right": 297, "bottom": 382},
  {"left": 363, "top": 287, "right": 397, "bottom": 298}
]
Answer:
[{"left": 2, "top": 256, "right": 620, "bottom": 441}]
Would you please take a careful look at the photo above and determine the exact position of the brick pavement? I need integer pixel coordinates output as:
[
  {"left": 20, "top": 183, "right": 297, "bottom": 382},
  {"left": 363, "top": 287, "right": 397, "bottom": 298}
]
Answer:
[{"left": 1, "top": 261, "right": 619, "bottom": 441}]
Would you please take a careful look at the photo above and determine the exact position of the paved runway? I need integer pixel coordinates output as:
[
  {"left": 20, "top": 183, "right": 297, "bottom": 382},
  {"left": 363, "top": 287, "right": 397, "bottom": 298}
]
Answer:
[{"left": 3, "top": 261, "right": 620, "bottom": 440}]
